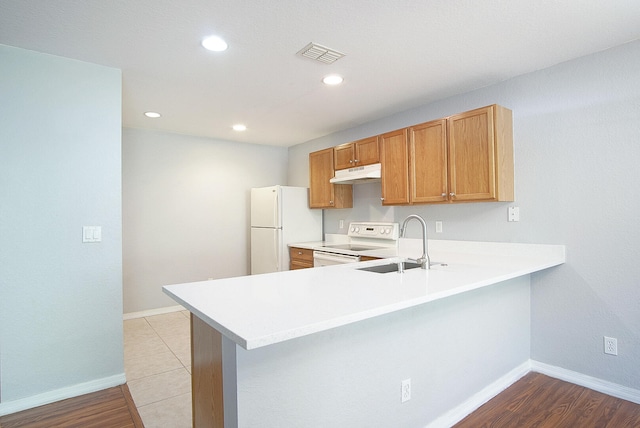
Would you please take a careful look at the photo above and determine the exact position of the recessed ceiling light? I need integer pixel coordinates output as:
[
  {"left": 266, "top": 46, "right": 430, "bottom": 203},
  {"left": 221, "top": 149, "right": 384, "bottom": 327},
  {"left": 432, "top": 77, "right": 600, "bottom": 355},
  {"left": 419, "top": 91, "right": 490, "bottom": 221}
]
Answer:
[
  {"left": 202, "top": 35, "right": 228, "bottom": 52},
  {"left": 232, "top": 124, "right": 247, "bottom": 132},
  {"left": 322, "top": 74, "right": 344, "bottom": 85},
  {"left": 144, "top": 111, "right": 161, "bottom": 118}
]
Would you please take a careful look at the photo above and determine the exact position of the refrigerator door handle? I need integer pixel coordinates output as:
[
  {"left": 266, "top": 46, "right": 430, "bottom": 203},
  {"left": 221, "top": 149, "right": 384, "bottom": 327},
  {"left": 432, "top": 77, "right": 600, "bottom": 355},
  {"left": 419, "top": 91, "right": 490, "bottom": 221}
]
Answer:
[
  {"left": 273, "top": 190, "right": 279, "bottom": 228},
  {"left": 274, "top": 232, "right": 280, "bottom": 271}
]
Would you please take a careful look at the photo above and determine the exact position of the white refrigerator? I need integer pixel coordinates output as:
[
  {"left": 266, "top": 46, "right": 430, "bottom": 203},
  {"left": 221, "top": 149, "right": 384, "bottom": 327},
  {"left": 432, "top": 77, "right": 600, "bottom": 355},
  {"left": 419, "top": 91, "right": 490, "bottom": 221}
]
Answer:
[{"left": 250, "top": 185, "right": 322, "bottom": 274}]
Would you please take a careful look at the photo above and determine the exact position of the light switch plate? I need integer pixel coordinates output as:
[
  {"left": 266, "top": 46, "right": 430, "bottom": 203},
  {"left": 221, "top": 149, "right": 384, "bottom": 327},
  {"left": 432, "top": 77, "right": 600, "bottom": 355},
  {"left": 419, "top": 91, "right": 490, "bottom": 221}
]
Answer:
[{"left": 83, "top": 226, "right": 102, "bottom": 243}]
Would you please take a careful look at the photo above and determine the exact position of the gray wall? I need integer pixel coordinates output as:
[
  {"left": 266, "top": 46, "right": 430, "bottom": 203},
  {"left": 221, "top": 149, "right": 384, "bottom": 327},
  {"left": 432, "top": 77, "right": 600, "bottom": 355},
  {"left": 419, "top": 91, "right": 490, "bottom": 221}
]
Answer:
[
  {"left": 288, "top": 40, "right": 640, "bottom": 390},
  {"left": 122, "top": 128, "right": 288, "bottom": 313},
  {"left": 234, "top": 276, "right": 530, "bottom": 427},
  {"left": 0, "top": 45, "right": 123, "bottom": 408}
]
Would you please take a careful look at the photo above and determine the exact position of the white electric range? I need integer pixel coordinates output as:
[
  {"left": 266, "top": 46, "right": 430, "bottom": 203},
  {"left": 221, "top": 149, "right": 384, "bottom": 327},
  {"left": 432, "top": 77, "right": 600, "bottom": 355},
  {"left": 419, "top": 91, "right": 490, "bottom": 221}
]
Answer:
[{"left": 313, "top": 222, "right": 399, "bottom": 267}]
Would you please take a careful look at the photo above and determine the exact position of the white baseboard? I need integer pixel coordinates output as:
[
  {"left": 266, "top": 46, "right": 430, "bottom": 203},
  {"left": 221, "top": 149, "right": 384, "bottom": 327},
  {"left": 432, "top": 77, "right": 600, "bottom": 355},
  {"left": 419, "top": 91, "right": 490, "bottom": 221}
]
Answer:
[
  {"left": 426, "top": 361, "right": 532, "bottom": 428},
  {"left": 0, "top": 373, "right": 126, "bottom": 417},
  {"left": 531, "top": 360, "right": 640, "bottom": 404},
  {"left": 3, "top": 359, "right": 637, "bottom": 422},
  {"left": 426, "top": 359, "right": 640, "bottom": 427},
  {"left": 123, "top": 304, "right": 185, "bottom": 320}
]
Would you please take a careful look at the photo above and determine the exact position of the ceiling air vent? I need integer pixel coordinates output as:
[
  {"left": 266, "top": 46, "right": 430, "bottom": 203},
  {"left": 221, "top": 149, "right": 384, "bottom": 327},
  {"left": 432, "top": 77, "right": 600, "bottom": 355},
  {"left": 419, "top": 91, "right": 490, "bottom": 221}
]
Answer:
[{"left": 297, "top": 42, "right": 345, "bottom": 64}]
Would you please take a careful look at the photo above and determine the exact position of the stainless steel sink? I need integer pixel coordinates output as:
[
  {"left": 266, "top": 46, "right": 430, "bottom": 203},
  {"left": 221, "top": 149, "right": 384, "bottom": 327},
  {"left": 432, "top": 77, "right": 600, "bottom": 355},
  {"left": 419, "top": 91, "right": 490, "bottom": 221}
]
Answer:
[{"left": 357, "top": 261, "right": 422, "bottom": 273}]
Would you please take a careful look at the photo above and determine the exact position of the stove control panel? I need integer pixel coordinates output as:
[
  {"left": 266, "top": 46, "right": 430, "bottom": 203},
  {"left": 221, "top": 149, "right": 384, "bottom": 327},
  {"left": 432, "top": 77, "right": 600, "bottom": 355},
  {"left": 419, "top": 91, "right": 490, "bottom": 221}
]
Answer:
[{"left": 347, "top": 222, "right": 399, "bottom": 240}]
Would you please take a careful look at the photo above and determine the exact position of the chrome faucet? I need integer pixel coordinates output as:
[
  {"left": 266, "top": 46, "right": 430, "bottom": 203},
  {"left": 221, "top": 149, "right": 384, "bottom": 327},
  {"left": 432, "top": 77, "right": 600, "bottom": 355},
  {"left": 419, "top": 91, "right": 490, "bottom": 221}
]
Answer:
[{"left": 400, "top": 214, "right": 430, "bottom": 269}]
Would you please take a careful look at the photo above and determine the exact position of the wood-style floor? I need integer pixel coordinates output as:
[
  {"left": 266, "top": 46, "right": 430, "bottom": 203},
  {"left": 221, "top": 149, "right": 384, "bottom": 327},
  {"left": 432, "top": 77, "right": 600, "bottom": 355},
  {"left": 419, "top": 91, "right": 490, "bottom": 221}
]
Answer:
[
  {"left": 0, "top": 384, "right": 144, "bottom": 428},
  {"left": 2, "top": 373, "right": 639, "bottom": 427},
  {"left": 455, "top": 372, "right": 640, "bottom": 427}
]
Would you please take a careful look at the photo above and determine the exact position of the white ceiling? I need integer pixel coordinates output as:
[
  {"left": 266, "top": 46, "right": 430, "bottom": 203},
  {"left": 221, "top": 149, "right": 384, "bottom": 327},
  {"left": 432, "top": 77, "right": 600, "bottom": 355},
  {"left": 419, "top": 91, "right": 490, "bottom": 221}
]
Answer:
[{"left": 2, "top": 1, "right": 640, "bottom": 147}]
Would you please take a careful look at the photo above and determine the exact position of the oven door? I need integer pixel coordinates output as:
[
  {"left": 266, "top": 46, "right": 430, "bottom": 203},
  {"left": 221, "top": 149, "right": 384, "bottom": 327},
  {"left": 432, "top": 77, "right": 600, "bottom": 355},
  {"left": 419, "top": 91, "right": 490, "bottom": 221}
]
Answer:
[{"left": 313, "top": 251, "right": 360, "bottom": 267}]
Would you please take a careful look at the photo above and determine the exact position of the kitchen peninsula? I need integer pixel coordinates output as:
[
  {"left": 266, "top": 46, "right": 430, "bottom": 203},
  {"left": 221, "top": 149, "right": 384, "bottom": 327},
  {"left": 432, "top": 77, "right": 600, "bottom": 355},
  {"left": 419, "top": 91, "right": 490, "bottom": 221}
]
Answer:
[{"left": 163, "top": 239, "right": 565, "bottom": 427}]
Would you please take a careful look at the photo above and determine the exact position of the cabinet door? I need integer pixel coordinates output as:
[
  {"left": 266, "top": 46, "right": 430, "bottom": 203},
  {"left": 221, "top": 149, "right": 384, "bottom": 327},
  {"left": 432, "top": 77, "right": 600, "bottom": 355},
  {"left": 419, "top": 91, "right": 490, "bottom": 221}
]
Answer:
[
  {"left": 309, "top": 148, "right": 353, "bottom": 209},
  {"left": 289, "top": 247, "right": 314, "bottom": 270},
  {"left": 447, "top": 106, "right": 496, "bottom": 201},
  {"left": 309, "top": 148, "right": 335, "bottom": 208},
  {"left": 334, "top": 137, "right": 379, "bottom": 169},
  {"left": 334, "top": 143, "right": 355, "bottom": 170},
  {"left": 380, "top": 129, "right": 410, "bottom": 205},
  {"left": 409, "top": 119, "right": 448, "bottom": 203},
  {"left": 354, "top": 137, "right": 379, "bottom": 166}
]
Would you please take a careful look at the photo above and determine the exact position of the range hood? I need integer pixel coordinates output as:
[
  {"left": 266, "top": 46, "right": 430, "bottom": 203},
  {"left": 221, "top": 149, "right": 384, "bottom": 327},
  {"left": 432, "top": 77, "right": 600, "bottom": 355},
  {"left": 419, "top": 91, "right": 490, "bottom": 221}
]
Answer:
[{"left": 330, "top": 163, "right": 382, "bottom": 184}]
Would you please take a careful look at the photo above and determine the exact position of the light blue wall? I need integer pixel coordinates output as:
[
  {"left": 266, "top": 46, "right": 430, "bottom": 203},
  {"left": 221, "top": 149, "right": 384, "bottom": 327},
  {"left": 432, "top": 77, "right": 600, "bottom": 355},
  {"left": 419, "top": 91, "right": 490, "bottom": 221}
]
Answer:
[
  {"left": 122, "top": 128, "right": 288, "bottom": 313},
  {"left": 0, "top": 45, "right": 123, "bottom": 410},
  {"left": 234, "top": 276, "right": 530, "bottom": 427},
  {"left": 288, "top": 40, "right": 640, "bottom": 390}
]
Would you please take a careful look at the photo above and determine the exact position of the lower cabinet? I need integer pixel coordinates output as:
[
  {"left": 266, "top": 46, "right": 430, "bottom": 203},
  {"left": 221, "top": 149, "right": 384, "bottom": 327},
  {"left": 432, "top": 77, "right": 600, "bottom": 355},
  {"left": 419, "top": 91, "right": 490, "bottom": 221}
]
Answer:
[{"left": 289, "top": 247, "right": 314, "bottom": 270}]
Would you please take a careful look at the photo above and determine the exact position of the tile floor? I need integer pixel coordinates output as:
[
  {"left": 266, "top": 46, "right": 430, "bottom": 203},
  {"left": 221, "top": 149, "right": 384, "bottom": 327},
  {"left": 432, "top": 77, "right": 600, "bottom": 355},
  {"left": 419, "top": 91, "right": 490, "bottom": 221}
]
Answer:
[{"left": 124, "top": 310, "right": 192, "bottom": 428}]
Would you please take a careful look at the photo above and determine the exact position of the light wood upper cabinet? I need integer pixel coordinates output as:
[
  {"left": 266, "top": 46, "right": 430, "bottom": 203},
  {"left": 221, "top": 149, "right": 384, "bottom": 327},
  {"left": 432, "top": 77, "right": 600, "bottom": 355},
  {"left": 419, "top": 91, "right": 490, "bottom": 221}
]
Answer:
[
  {"left": 409, "top": 119, "right": 448, "bottom": 203},
  {"left": 354, "top": 136, "right": 380, "bottom": 166},
  {"left": 309, "top": 148, "right": 353, "bottom": 209},
  {"left": 379, "top": 129, "right": 410, "bottom": 205},
  {"left": 447, "top": 105, "right": 513, "bottom": 202},
  {"left": 334, "top": 137, "right": 379, "bottom": 170},
  {"left": 381, "top": 105, "right": 513, "bottom": 205},
  {"left": 309, "top": 104, "right": 513, "bottom": 208}
]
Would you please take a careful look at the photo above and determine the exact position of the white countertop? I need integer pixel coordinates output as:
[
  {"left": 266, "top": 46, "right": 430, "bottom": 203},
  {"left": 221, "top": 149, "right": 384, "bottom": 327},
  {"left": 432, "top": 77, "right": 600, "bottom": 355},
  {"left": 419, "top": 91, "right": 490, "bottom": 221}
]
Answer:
[
  {"left": 163, "top": 239, "right": 565, "bottom": 350},
  {"left": 288, "top": 233, "right": 399, "bottom": 258}
]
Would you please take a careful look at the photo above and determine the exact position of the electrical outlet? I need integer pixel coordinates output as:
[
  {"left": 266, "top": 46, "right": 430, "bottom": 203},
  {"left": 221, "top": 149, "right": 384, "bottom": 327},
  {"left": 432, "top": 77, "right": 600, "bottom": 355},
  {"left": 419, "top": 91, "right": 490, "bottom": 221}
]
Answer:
[
  {"left": 339, "top": 220, "right": 344, "bottom": 229},
  {"left": 435, "top": 221, "right": 443, "bottom": 233},
  {"left": 401, "top": 378, "right": 411, "bottom": 403},
  {"left": 604, "top": 336, "right": 618, "bottom": 355},
  {"left": 508, "top": 206, "right": 520, "bottom": 222}
]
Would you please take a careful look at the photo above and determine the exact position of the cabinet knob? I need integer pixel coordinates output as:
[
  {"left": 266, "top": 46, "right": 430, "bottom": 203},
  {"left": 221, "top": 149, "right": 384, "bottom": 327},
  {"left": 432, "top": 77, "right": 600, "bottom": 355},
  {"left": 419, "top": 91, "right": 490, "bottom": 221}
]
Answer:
[
  {"left": 354, "top": 159, "right": 359, "bottom": 163},
  {"left": 349, "top": 160, "right": 353, "bottom": 164},
  {"left": 449, "top": 192, "right": 455, "bottom": 197},
  {"left": 330, "top": 200, "right": 334, "bottom": 205},
  {"left": 298, "top": 251, "right": 303, "bottom": 255},
  {"left": 441, "top": 193, "right": 447, "bottom": 197},
  {"left": 380, "top": 197, "right": 385, "bottom": 201}
]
